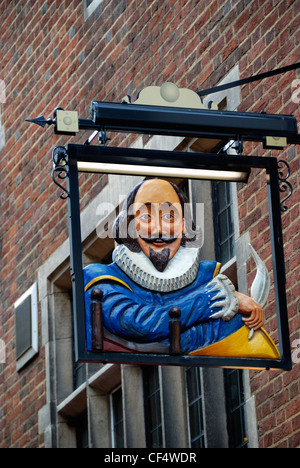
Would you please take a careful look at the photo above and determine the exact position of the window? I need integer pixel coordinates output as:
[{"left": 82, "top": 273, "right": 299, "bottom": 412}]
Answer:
[
  {"left": 224, "top": 369, "right": 248, "bottom": 448},
  {"left": 186, "top": 367, "right": 205, "bottom": 448},
  {"left": 212, "top": 181, "right": 236, "bottom": 265},
  {"left": 212, "top": 157, "right": 248, "bottom": 449},
  {"left": 73, "top": 360, "right": 87, "bottom": 391},
  {"left": 110, "top": 386, "right": 124, "bottom": 448},
  {"left": 211, "top": 140, "right": 248, "bottom": 450},
  {"left": 143, "top": 366, "right": 163, "bottom": 448},
  {"left": 75, "top": 411, "right": 89, "bottom": 448},
  {"left": 209, "top": 80, "right": 251, "bottom": 448},
  {"left": 14, "top": 283, "right": 38, "bottom": 370},
  {"left": 84, "top": 0, "right": 103, "bottom": 20}
]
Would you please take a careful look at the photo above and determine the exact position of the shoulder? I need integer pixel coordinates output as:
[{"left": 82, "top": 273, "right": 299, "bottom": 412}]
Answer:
[
  {"left": 196, "top": 261, "right": 221, "bottom": 284},
  {"left": 83, "top": 262, "right": 135, "bottom": 293},
  {"left": 84, "top": 262, "right": 123, "bottom": 287}
]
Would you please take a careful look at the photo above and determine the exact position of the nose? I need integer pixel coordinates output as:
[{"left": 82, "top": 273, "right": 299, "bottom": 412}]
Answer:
[{"left": 149, "top": 209, "right": 162, "bottom": 237}]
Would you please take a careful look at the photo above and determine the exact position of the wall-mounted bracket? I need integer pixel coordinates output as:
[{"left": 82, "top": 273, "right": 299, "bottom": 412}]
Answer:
[{"left": 52, "top": 146, "right": 69, "bottom": 199}]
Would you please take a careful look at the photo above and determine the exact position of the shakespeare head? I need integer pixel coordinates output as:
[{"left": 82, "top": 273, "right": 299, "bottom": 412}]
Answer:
[{"left": 113, "top": 179, "right": 202, "bottom": 272}]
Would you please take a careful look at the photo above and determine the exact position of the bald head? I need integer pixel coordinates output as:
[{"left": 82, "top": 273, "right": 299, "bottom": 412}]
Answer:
[{"left": 133, "top": 179, "right": 186, "bottom": 265}]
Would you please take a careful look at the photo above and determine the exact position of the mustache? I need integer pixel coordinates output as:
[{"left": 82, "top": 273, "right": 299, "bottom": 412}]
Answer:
[{"left": 138, "top": 234, "right": 178, "bottom": 244}]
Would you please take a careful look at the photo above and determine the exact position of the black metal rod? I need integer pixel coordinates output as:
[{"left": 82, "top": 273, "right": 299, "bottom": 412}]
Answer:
[
  {"left": 267, "top": 159, "right": 292, "bottom": 369},
  {"left": 197, "top": 61, "right": 300, "bottom": 96},
  {"left": 67, "top": 155, "right": 86, "bottom": 363},
  {"left": 67, "top": 143, "right": 256, "bottom": 173},
  {"left": 90, "top": 101, "right": 298, "bottom": 140}
]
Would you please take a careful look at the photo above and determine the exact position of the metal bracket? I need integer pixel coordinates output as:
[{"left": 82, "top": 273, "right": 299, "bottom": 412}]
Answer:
[
  {"left": 98, "top": 129, "right": 110, "bottom": 146},
  {"left": 232, "top": 137, "right": 243, "bottom": 155},
  {"left": 278, "top": 160, "right": 293, "bottom": 212},
  {"left": 52, "top": 146, "right": 69, "bottom": 199}
]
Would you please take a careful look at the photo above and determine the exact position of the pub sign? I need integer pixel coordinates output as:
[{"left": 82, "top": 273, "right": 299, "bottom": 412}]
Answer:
[{"left": 27, "top": 82, "right": 298, "bottom": 370}]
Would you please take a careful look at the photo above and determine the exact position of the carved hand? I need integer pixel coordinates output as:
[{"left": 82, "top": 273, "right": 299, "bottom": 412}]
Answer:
[{"left": 236, "top": 291, "right": 264, "bottom": 333}]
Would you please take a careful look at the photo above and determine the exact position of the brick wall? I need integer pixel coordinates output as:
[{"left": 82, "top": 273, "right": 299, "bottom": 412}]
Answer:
[
  {"left": 236, "top": 1, "right": 300, "bottom": 447},
  {"left": 0, "top": 0, "right": 299, "bottom": 447}
]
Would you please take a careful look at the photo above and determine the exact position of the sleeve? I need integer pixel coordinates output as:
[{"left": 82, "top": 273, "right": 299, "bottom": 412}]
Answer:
[
  {"left": 83, "top": 264, "right": 239, "bottom": 344},
  {"left": 84, "top": 278, "right": 223, "bottom": 343}
]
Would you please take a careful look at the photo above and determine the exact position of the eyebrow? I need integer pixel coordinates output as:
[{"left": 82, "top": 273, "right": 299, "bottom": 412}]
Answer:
[
  {"left": 160, "top": 202, "right": 179, "bottom": 210},
  {"left": 135, "top": 202, "right": 180, "bottom": 215}
]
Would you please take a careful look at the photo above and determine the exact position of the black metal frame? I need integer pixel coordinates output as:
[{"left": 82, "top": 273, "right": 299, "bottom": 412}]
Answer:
[
  {"left": 90, "top": 101, "right": 299, "bottom": 144},
  {"left": 64, "top": 144, "right": 292, "bottom": 370}
]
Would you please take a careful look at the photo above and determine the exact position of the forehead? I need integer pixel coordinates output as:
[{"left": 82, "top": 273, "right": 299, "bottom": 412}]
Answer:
[{"left": 134, "top": 180, "right": 181, "bottom": 207}]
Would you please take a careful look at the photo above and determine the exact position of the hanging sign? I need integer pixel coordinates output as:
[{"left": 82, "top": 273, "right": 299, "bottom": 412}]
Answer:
[
  {"left": 26, "top": 81, "right": 297, "bottom": 369},
  {"left": 63, "top": 144, "right": 292, "bottom": 370},
  {"left": 83, "top": 177, "right": 281, "bottom": 362}
]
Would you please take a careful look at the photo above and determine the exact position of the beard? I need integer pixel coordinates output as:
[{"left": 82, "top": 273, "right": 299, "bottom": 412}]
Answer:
[{"left": 149, "top": 247, "right": 170, "bottom": 272}]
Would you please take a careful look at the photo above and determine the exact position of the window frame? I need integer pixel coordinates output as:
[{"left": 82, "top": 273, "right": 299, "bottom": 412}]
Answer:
[
  {"left": 14, "top": 283, "right": 38, "bottom": 371},
  {"left": 110, "top": 385, "right": 124, "bottom": 448},
  {"left": 212, "top": 179, "right": 236, "bottom": 265},
  {"left": 185, "top": 366, "right": 206, "bottom": 448},
  {"left": 224, "top": 369, "right": 248, "bottom": 448},
  {"left": 143, "top": 366, "right": 164, "bottom": 449}
]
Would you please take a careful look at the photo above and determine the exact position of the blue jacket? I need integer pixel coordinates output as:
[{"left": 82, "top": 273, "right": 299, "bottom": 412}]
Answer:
[{"left": 83, "top": 260, "right": 244, "bottom": 354}]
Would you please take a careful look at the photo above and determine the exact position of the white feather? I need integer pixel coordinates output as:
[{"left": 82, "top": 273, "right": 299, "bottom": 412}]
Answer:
[{"left": 248, "top": 243, "right": 270, "bottom": 308}]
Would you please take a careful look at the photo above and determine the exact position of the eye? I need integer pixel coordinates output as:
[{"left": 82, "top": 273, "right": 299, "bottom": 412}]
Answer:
[
  {"left": 139, "top": 213, "right": 151, "bottom": 221},
  {"left": 162, "top": 213, "right": 174, "bottom": 220}
]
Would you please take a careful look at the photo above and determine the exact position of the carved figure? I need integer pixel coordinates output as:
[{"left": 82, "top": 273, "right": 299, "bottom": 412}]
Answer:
[{"left": 83, "top": 179, "right": 280, "bottom": 359}]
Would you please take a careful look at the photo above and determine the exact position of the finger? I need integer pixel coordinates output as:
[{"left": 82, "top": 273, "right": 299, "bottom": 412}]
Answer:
[
  {"left": 210, "top": 300, "right": 227, "bottom": 309},
  {"left": 242, "top": 315, "right": 263, "bottom": 329},
  {"left": 210, "top": 311, "right": 224, "bottom": 319},
  {"left": 243, "top": 315, "right": 259, "bottom": 326},
  {"left": 244, "top": 307, "right": 263, "bottom": 322}
]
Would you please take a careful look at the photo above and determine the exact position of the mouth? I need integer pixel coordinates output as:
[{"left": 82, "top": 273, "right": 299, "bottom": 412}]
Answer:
[
  {"left": 152, "top": 238, "right": 168, "bottom": 247},
  {"left": 139, "top": 235, "right": 177, "bottom": 246}
]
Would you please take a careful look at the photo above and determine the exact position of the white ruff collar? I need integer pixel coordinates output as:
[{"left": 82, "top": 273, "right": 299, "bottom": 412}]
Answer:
[{"left": 113, "top": 244, "right": 201, "bottom": 292}]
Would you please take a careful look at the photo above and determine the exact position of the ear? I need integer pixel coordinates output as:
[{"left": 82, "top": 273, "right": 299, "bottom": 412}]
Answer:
[{"left": 182, "top": 218, "right": 187, "bottom": 235}]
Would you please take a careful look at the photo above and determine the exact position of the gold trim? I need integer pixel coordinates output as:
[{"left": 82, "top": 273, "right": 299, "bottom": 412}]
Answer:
[
  {"left": 213, "top": 262, "right": 222, "bottom": 277},
  {"left": 189, "top": 326, "right": 281, "bottom": 359},
  {"left": 85, "top": 275, "right": 133, "bottom": 292}
]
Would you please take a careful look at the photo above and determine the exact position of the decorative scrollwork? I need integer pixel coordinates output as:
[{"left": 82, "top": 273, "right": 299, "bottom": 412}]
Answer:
[
  {"left": 278, "top": 160, "right": 293, "bottom": 212},
  {"left": 52, "top": 146, "right": 69, "bottom": 199}
]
